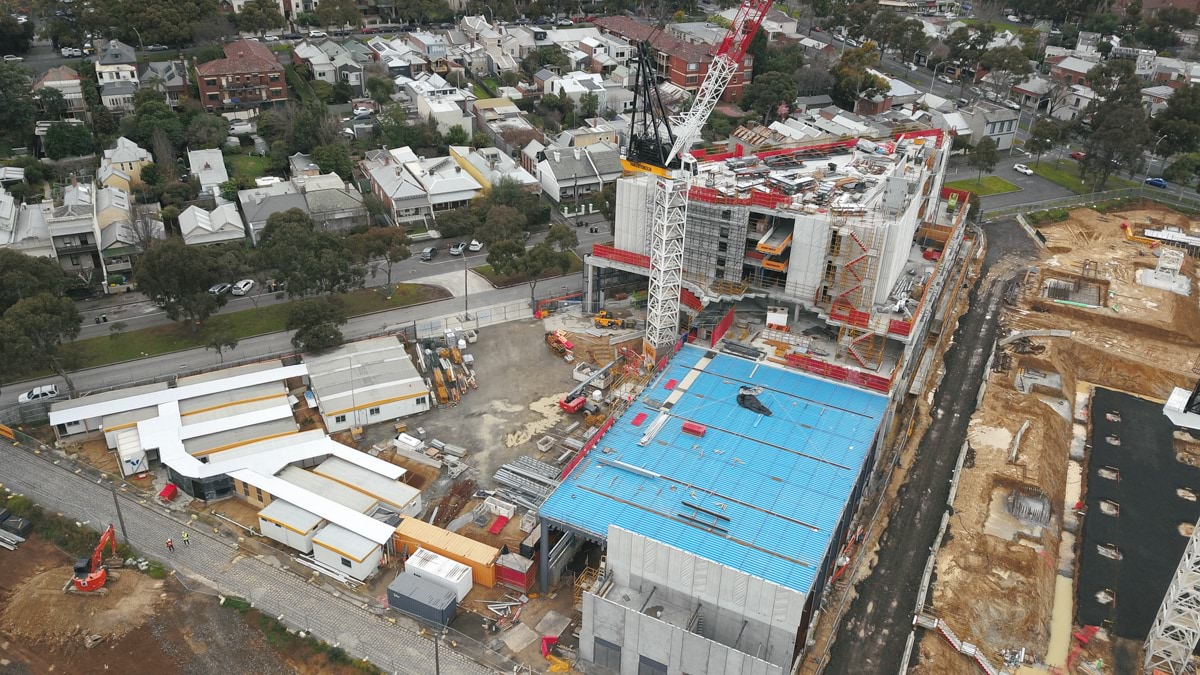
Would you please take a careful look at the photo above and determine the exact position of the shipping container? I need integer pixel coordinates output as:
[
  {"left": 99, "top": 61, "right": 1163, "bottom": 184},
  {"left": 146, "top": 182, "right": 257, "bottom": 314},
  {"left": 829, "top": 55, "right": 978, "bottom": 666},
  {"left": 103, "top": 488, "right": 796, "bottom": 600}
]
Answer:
[
  {"left": 387, "top": 572, "right": 457, "bottom": 625},
  {"left": 406, "top": 548, "right": 473, "bottom": 601},
  {"left": 394, "top": 517, "right": 498, "bottom": 587}
]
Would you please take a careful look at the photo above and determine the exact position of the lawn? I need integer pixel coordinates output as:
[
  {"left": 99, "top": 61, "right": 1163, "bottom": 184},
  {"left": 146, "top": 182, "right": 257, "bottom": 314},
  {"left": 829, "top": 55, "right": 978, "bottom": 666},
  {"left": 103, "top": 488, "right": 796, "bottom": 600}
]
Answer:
[
  {"left": 944, "top": 175, "right": 1021, "bottom": 197},
  {"left": 226, "top": 153, "right": 270, "bottom": 179},
  {"left": 473, "top": 252, "right": 584, "bottom": 288},
  {"left": 1029, "top": 159, "right": 1140, "bottom": 195},
  {"left": 61, "top": 284, "right": 450, "bottom": 373}
]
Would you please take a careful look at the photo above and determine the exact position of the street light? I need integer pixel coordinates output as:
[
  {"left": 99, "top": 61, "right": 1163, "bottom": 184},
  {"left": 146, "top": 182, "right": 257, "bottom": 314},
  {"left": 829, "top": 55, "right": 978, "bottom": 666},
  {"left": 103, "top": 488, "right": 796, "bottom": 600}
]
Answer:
[
  {"left": 928, "top": 61, "right": 950, "bottom": 97},
  {"left": 1142, "top": 134, "right": 1168, "bottom": 190}
]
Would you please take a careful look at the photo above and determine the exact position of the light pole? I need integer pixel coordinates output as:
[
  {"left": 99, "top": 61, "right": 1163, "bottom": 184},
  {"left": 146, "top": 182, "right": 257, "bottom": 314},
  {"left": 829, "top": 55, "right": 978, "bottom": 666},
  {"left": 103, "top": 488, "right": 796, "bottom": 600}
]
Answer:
[
  {"left": 1143, "top": 134, "right": 1168, "bottom": 190},
  {"left": 928, "top": 62, "right": 949, "bottom": 97}
]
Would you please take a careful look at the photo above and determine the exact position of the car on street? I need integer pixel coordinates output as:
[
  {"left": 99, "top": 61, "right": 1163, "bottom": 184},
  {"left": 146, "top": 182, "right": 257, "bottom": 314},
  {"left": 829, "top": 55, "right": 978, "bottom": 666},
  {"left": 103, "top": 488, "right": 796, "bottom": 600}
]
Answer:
[
  {"left": 1070, "top": 151, "right": 1087, "bottom": 161},
  {"left": 352, "top": 106, "right": 373, "bottom": 116},
  {"left": 232, "top": 279, "right": 255, "bottom": 296},
  {"left": 419, "top": 246, "right": 438, "bottom": 261},
  {"left": 282, "top": 33, "right": 303, "bottom": 40},
  {"left": 146, "top": 44, "right": 168, "bottom": 51},
  {"left": 208, "top": 282, "right": 232, "bottom": 295},
  {"left": 904, "top": 61, "right": 917, "bottom": 70},
  {"left": 1146, "top": 177, "right": 1168, "bottom": 189},
  {"left": 262, "top": 35, "right": 279, "bottom": 42},
  {"left": 308, "top": 30, "right": 327, "bottom": 38},
  {"left": 846, "top": 38, "right": 859, "bottom": 47},
  {"left": 556, "top": 18, "right": 574, "bottom": 26},
  {"left": 468, "top": 239, "right": 483, "bottom": 252},
  {"left": 449, "top": 241, "right": 467, "bottom": 256},
  {"left": 60, "top": 47, "right": 83, "bottom": 57},
  {"left": 1003, "top": 99, "right": 1021, "bottom": 110},
  {"left": 1013, "top": 164, "right": 1034, "bottom": 175},
  {"left": 3, "top": 55, "right": 23, "bottom": 62},
  {"left": 18, "top": 385, "right": 61, "bottom": 404},
  {"left": 937, "top": 74, "right": 953, "bottom": 84},
  {"left": 968, "top": 86, "right": 983, "bottom": 97}
]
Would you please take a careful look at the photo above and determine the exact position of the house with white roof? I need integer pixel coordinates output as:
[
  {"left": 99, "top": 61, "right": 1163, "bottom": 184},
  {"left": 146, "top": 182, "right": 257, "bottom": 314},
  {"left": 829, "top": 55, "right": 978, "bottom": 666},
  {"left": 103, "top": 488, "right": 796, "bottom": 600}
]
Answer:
[
  {"left": 100, "top": 137, "right": 152, "bottom": 190},
  {"left": 537, "top": 142, "right": 624, "bottom": 203},
  {"left": 179, "top": 203, "right": 247, "bottom": 245},
  {"left": 366, "top": 37, "right": 427, "bottom": 78},
  {"left": 0, "top": 185, "right": 54, "bottom": 258},
  {"left": 1143, "top": 85, "right": 1175, "bottom": 117},
  {"left": 449, "top": 145, "right": 537, "bottom": 191},
  {"left": 188, "top": 149, "right": 230, "bottom": 197},
  {"left": 417, "top": 95, "right": 474, "bottom": 135},
  {"left": 359, "top": 147, "right": 484, "bottom": 224},
  {"left": 544, "top": 71, "right": 608, "bottom": 110}
]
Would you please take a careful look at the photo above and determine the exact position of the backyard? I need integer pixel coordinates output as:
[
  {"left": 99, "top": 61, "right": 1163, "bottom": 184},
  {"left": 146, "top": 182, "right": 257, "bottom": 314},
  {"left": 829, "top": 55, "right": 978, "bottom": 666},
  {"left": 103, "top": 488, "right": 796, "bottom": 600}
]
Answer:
[
  {"left": 944, "top": 175, "right": 1020, "bottom": 197},
  {"left": 226, "top": 153, "right": 270, "bottom": 179},
  {"left": 69, "top": 284, "right": 449, "bottom": 370}
]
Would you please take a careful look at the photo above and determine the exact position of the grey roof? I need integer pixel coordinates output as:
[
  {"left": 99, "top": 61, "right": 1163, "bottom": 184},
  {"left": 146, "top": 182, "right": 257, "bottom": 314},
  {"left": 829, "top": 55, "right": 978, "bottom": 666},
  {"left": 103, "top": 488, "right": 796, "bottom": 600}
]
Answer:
[
  {"left": 98, "top": 40, "right": 137, "bottom": 66},
  {"left": 101, "top": 80, "right": 138, "bottom": 96},
  {"left": 305, "top": 187, "right": 364, "bottom": 214},
  {"left": 313, "top": 522, "right": 378, "bottom": 561},
  {"left": 259, "top": 498, "right": 324, "bottom": 533},
  {"left": 388, "top": 571, "right": 456, "bottom": 608},
  {"left": 141, "top": 61, "right": 186, "bottom": 89},
  {"left": 540, "top": 142, "right": 624, "bottom": 182},
  {"left": 241, "top": 193, "right": 309, "bottom": 225},
  {"left": 534, "top": 68, "right": 556, "bottom": 81}
]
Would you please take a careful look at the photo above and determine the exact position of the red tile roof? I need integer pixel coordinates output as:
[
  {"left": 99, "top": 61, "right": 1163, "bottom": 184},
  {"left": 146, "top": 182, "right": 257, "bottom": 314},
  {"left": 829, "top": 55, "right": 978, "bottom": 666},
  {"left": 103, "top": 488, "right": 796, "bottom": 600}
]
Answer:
[
  {"left": 34, "top": 66, "right": 81, "bottom": 87},
  {"left": 593, "top": 16, "right": 714, "bottom": 64},
  {"left": 196, "top": 39, "right": 282, "bottom": 76}
]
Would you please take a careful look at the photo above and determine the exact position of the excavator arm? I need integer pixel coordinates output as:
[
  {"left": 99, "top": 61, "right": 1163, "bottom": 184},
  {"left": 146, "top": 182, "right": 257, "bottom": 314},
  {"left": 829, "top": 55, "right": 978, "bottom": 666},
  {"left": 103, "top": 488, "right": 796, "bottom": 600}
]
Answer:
[{"left": 91, "top": 524, "right": 117, "bottom": 571}]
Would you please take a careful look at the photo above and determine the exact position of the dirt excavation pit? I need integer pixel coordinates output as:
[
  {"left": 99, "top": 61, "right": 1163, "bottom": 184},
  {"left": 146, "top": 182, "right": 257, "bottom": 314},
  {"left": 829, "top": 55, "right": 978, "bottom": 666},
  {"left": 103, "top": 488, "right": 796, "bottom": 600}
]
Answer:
[
  {"left": 1, "top": 565, "right": 164, "bottom": 644},
  {"left": 915, "top": 203, "right": 1200, "bottom": 675}
]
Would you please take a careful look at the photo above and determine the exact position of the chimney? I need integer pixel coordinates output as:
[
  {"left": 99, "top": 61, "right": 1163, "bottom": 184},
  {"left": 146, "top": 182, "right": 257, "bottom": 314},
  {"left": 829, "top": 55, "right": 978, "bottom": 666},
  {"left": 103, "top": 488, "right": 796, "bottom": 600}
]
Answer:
[
  {"left": 553, "top": 150, "right": 560, "bottom": 162},
  {"left": 573, "top": 147, "right": 581, "bottom": 160}
]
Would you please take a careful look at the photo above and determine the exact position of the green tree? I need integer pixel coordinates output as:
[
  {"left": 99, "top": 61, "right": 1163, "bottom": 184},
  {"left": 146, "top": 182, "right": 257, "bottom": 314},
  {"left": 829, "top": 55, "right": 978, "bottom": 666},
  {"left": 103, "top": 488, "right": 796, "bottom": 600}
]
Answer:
[
  {"left": 126, "top": 99, "right": 185, "bottom": 150},
  {"left": 256, "top": 209, "right": 363, "bottom": 296},
  {"left": 433, "top": 207, "right": 481, "bottom": 239},
  {"left": 220, "top": 175, "right": 255, "bottom": 201},
  {"left": 1078, "top": 59, "right": 1152, "bottom": 190},
  {"left": 43, "top": 122, "right": 94, "bottom": 160},
  {"left": 0, "top": 14, "right": 34, "bottom": 54},
  {"left": 347, "top": 227, "right": 410, "bottom": 289},
  {"left": 236, "top": 0, "right": 285, "bottom": 34},
  {"left": 366, "top": 76, "right": 394, "bottom": 106},
  {"left": 591, "top": 182, "right": 616, "bottom": 222},
  {"left": 488, "top": 240, "right": 574, "bottom": 302},
  {"left": 1026, "top": 118, "right": 1061, "bottom": 166},
  {"left": 978, "top": 46, "right": 1033, "bottom": 99},
  {"left": 38, "top": 87, "right": 68, "bottom": 119},
  {"left": 831, "top": 44, "right": 889, "bottom": 110},
  {"left": 742, "top": 71, "right": 799, "bottom": 122},
  {"left": 310, "top": 79, "right": 334, "bottom": 103},
  {"left": 478, "top": 205, "right": 527, "bottom": 247},
  {"left": 0, "top": 250, "right": 67, "bottom": 314},
  {"left": 1152, "top": 82, "right": 1200, "bottom": 159},
  {"left": 579, "top": 91, "right": 600, "bottom": 119},
  {"left": 286, "top": 297, "right": 346, "bottom": 351},
  {"left": 186, "top": 114, "right": 229, "bottom": 149},
  {"left": 315, "top": 0, "right": 360, "bottom": 28},
  {"left": 0, "top": 62, "right": 36, "bottom": 149},
  {"left": 0, "top": 294, "right": 82, "bottom": 394},
  {"left": 444, "top": 124, "right": 470, "bottom": 147},
  {"left": 1164, "top": 153, "right": 1200, "bottom": 189},
  {"left": 135, "top": 239, "right": 231, "bottom": 329},
  {"left": 968, "top": 136, "right": 999, "bottom": 184},
  {"left": 202, "top": 325, "right": 239, "bottom": 362},
  {"left": 472, "top": 130, "right": 492, "bottom": 148},
  {"left": 311, "top": 143, "right": 353, "bottom": 179}
]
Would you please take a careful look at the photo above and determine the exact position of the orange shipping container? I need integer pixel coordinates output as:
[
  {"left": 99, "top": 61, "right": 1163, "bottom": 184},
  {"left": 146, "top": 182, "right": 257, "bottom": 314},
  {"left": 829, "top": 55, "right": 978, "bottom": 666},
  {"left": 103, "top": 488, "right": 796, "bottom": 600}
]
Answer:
[{"left": 395, "top": 517, "right": 499, "bottom": 588}]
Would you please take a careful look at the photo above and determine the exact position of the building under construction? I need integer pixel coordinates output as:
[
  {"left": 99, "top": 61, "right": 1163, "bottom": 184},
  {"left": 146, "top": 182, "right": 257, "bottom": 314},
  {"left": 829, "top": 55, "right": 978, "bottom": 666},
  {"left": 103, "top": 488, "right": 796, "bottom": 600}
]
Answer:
[{"left": 541, "top": 128, "right": 973, "bottom": 674}]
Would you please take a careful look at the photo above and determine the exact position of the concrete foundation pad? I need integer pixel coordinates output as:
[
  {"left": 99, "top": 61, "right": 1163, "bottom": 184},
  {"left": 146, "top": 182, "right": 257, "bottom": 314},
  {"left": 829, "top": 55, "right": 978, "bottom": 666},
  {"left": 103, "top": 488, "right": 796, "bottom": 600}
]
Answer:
[
  {"left": 500, "top": 622, "right": 539, "bottom": 653},
  {"left": 1136, "top": 268, "right": 1190, "bottom": 296},
  {"left": 534, "top": 609, "right": 572, "bottom": 638}
]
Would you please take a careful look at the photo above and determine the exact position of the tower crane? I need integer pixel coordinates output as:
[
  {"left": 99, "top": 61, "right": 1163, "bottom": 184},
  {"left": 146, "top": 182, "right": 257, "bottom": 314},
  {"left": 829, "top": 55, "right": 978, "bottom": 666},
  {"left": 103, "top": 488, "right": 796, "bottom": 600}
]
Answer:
[{"left": 623, "top": 0, "right": 776, "bottom": 366}]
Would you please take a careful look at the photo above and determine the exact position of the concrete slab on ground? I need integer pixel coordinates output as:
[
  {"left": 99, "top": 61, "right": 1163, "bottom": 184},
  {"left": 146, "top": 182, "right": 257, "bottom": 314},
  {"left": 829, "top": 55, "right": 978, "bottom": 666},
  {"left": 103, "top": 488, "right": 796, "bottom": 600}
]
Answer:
[
  {"left": 534, "top": 610, "right": 571, "bottom": 638},
  {"left": 500, "top": 622, "right": 539, "bottom": 652}
]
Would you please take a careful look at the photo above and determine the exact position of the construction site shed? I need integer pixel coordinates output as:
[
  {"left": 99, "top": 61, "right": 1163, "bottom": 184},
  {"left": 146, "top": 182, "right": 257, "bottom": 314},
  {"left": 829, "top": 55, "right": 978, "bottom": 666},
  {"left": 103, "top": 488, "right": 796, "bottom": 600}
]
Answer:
[{"left": 394, "top": 517, "right": 499, "bottom": 588}]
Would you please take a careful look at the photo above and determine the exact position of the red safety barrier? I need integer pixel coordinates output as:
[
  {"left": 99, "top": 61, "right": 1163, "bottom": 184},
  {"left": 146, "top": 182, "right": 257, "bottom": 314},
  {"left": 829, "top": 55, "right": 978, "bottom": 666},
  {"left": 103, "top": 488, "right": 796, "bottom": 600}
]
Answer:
[
  {"left": 710, "top": 304, "right": 735, "bottom": 346},
  {"left": 664, "top": 379, "right": 678, "bottom": 390},
  {"left": 784, "top": 353, "right": 892, "bottom": 394},
  {"left": 830, "top": 305, "right": 872, "bottom": 328},
  {"left": 560, "top": 416, "right": 616, "bottom": 480},
  {"left": 888, "top": 319, "right": 913, "bottom": 337},
  {"left": 940, "top": 186, "right": 972, "bottom": 205},
  {"left": 592, "top": 243, "right": 651, "bottom": 269},
  {"left": 680, "top": 288, "right": 703, "bottom": 310}
]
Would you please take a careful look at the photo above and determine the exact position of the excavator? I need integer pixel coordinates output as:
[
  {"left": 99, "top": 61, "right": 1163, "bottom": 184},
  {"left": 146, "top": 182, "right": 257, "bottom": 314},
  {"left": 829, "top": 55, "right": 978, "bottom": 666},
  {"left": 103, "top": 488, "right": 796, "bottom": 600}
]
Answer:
[{"left": 64, "top": 524, "right": 122, "bottom": 595}]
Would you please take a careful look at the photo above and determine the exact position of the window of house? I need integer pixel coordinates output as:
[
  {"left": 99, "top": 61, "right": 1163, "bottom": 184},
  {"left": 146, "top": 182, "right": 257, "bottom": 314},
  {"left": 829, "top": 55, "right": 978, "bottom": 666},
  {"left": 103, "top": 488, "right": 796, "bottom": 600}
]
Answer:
[
  {"left": 270, "top": 73, "right": 280, "bottom": 82},
  {"left": 686, "top": 75, "right": 698, "bottom": 85},
  {"left": 719, "top": 226, "right": 730, "bottom": 238},
  {"left": 416, "top": 397, "right": 427, "bottom": 406},
  {"left": 341, "top": 557, "right": 352, "bottom": 568},
  {"left": 242, "top": 481, "right": 250, "bottom": 496},
  {"left": 638, "top": 656, "right": 668, "bottom": 675},
  {"left": 369, "top": 407, "right": 380, "bottom": 416},
  {"left": 718, "top": 241, "right": 728, "bottom": 253},
  {"left": 205, "top": 79, "right": 217, "bottom": 87},
  {"left": 273, "top": 521, "right": 282, "bottom": 527},
  {"left": 716, "top": 257, "right": 726, "bottom": 267},
  {"left": 335, "top": 414, "right": 346, "bottom": 423},
  {"left": 255, "top": 487, "right": 263, "bottom": 501},
  {"left": 69, "top": 255, "right": 79, "bottom": 266},
  {"left": 207, "top": 93, "right": 219, "bottom": 101},
  {"left": 687, "top": 62, "right": 698, "bottom": 71}
]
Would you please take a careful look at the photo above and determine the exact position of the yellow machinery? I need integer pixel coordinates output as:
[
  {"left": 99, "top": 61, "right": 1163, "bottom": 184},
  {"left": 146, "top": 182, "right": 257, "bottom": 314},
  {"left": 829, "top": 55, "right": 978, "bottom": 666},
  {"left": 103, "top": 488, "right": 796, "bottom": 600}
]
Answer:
[{"left": 593, "top": 310, "right": 627, "bottom": 329}]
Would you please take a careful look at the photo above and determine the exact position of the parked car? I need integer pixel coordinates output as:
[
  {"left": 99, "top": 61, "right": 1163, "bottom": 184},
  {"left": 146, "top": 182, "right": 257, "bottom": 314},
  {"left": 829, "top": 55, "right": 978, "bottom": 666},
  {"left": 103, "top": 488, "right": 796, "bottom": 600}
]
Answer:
[
  {"left": 955, "top": 97, "right": 970, "bottom": 108},
  {"left": 419, "top": 246, "right": 438, "bottom": 261},
  {"left": 556, "top": 18, "right": 574, "bottom": 26},
  {"left": 1013, "top": 164, "right": 1034, "bottom": 175},
  {"left": 228, "top": 122, "right": 253, "bottom": 135},
  {"left": 468, "top": 239, "right": 483, "bottom": 252},
  {"left": 232, "top": 279, "right": 255, "bottom": 296},
  {"left": 449, "top": 241, "right": 467, "bottom": 256},
  {"left": 1070, "top": 151, "right": 1087, "bottom": 161},
  {"left": 60, "top": 46, "right": 82, "bottom": 57},
  {"left": 969, "top": 86, "right": 983, "bottom": 98},
  {"left": 1146, "top": 177, "right": 1168, "bottom": 189},
  {"left": 146, "top": 44, "right": 168, "bottom": 51},
  {"left": 1003, "top": 99, "right": 1021, "bottom": 110},
  {"left": 18, "top": 384, "right": 60, "bottom": 404},
  {"left": 832, "top": 33, "right": 845, "bottom": 42},
  {"left": 2, "top": 54, "right": 23, "bottom": 62},
  {"left": 262, "top": 34, "right": 280, "bottom": 42},
  {"left": 352, "top": 106, "right": 373, "bottom": 116},
  {"left": 282, "top": 33, "right": 303, "bottom": 40},
  {"left": 904, "top": 61, "right": 917, "bottom": 70},
  {"left": 937, "top": 74, "right": 954, "bottom": 84},
  {"left": 308, "top": 30, "right": 327, "bottom": 38},
  {"left": 208, "top": 282, "right": 232, "bottom": 295}
]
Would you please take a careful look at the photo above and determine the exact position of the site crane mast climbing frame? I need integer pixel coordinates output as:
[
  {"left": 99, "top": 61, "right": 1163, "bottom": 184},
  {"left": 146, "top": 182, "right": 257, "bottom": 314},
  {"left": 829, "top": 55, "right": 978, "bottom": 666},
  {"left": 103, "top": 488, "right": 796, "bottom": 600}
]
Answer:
[
  {"left": 634, "top": 0, "right": 775, "bottom": 366},
  {"left": 1145, "top": 513, "right": 1200, "bottom": 675}
]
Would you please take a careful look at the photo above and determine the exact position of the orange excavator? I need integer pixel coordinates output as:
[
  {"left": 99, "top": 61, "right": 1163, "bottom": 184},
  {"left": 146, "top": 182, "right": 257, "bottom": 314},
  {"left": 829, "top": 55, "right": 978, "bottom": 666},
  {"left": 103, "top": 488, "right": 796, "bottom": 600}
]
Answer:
[{"left": 64, "top": 524, "right": 122, "bottom": 595}]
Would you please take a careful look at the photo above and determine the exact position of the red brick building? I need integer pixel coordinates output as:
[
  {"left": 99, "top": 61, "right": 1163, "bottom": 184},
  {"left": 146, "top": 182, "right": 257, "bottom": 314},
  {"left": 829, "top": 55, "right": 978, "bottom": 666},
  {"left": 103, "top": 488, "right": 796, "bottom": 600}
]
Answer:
[
  {"left": 592, "top": 16, "right": 752, "bottom": 103},
  {"left": 195, "top": 39, "right": 287, "bottom": 111}
]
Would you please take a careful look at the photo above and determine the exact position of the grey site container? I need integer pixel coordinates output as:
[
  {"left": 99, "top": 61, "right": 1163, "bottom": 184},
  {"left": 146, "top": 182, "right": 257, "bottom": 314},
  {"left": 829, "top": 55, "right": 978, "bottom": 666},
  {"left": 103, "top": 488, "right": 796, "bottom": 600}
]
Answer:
[{"left": 387, "top": 571, "right": 458, "bottom": 625}]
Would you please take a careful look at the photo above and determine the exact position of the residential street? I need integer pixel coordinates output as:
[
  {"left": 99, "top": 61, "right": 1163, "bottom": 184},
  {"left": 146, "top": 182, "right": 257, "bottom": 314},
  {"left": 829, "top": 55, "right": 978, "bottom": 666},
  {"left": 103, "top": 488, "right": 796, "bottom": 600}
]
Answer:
[
  {"left": 0, "top": 440, "right": 493, "bottom": 675},
  {"left": 824, "top": 219, "right": 1039, "bottom": 673}
]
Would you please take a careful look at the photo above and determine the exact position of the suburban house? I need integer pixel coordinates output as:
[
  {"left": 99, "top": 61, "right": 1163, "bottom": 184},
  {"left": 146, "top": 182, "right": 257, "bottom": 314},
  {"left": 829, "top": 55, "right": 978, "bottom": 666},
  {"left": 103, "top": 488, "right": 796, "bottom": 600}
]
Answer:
[
  {"left": 366, "top": 37, "right": 427, "bottom": 78},
  {"left": 238, "top": 182, "right": 309, "bottom": 242},
  {"left": 95, "top": 39, "right": 138, "bottom": 86},
  {"left": 593, "top": 15, "right": 752, "bottom": 103},
  {"left": 187, "top": 149, "right": 230, "bottom": 198},
  {"left": 179, "top": 203, "right": 247, "bottom": 245},
  {"left": 100, "top": 137, "right": 152, "bottom": 190},
  {"left": 47, "top": 182, "right": 102, "bottom": 277},
  {"left": 416, "top": 94, "right": 474, "bottom": 135},
  {"left": 543, "top": 71, "right": 608, "bottom": 111},
  {"left": 1142, "top": 84, "right": 1176, "bottom": 116},
  {"left": 448, "top": 145, "right": 537, "bottom": 191},
  {"left": 292, "top": 40, "right": 338, "bottom": 83},
  {"left": 536, "top": 142, "right": 624, "bottom": 203},
  {"left": 140, "top": 61, "right": 188, "bottom": 106},
  {"left": 1051, "top": 84, "right": 1097, "bottom": 121},
  {"left": 0, "top": 184, "right": 55, "bottom": 258},
  {"left": 32, "top": 66, "right": 87, "bottom": 115},
  {"left": 360, "top": 147, "right": 483, "bottom": 225},
  {"left": 404, "top": 32, "right": 448, "bottom": 60},
  {"left": 578, "top": 34, "right": 630, "bottom": 76},
  {"left": 1050, "top": 56, "right": 1098, "bottom": 86},
  {"left": 295, "top": 173, "right": 368, "bottom": 231},
  {"left": 960, "top": 101, "right": 1020, "bottom": 150},
  {"left": 196, "top": 39, "right": 288, "bottom": 112},
  {"left": 101, "top": 80, "right": 138, "bottom": 113},
  {"left": 717, "top": 5, "right": 797, "bottom": 40}
]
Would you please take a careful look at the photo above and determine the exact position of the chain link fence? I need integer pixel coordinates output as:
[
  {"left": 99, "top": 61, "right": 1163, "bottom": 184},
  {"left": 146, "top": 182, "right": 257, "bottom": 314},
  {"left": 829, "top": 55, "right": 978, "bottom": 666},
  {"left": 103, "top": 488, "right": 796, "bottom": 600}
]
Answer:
[{"left": 980, "top": 187, "right": 1200, "bottom": 221}]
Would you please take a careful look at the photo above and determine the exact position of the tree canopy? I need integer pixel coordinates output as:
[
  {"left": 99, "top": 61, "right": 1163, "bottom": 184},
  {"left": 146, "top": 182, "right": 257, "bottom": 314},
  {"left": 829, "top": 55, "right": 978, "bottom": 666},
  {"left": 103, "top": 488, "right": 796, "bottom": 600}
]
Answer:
[
  {"left": 286, "top": 298, "right": 347, "bottom": 351},
  {"left": 0, "top": 294, "right": 82, "bottom": 394},
  {"left": 256, "top": 209, "right": 363, "bottom": 296},
  {"left": 135, "top": 238, "right": 232, "bottom": 327},
  {"left": 0, "top": 63, "right": 35, "bottom": 149},
  {"left": 43, "top": 122, "right": 94, "bottom": 160},
  {"left": 236, "top": 0, "right": 285, "bottom": 34}
]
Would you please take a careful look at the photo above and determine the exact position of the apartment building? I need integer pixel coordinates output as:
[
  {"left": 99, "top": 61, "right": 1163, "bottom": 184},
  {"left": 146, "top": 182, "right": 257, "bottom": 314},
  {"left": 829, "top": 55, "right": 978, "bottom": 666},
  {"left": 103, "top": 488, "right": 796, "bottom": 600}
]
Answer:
[{"left": 196, "top": 39, "right": 288, "bottom": 112}]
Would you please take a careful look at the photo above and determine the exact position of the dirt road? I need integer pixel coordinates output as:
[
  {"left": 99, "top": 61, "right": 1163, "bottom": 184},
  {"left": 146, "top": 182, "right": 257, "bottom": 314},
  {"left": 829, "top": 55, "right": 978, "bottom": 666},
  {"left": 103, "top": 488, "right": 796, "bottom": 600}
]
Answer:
[{"left": 823, "top": 219, "right": 1038, "bottom": 673}]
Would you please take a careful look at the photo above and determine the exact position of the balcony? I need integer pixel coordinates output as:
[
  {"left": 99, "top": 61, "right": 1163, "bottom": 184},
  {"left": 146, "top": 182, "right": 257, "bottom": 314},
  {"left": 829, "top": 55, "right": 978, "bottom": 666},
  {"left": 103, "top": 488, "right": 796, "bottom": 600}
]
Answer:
[{"left": 55, "top": 242, "right": 98, "bottom": 255}]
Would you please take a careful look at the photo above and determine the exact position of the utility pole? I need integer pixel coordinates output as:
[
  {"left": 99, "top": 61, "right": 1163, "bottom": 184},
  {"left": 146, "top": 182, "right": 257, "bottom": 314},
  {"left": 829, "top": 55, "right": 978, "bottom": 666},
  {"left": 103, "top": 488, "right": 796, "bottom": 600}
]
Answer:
[{"left": 110, "top": 482, "right": 129, "bottom": 544}]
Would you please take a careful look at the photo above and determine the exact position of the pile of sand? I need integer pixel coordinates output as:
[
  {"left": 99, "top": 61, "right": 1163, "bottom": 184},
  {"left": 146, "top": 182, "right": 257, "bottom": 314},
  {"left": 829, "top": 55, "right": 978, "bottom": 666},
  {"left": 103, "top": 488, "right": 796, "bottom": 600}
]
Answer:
[{"left": 0, "top": 566, "right": 164, "bottom": 644}]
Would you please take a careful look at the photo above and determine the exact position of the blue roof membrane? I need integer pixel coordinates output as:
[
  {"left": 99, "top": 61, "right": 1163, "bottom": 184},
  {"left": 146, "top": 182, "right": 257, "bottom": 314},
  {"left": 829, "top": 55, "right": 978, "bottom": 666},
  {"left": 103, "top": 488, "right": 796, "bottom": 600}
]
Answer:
[{"left": 539, "top": 345, "right": 888, "bottom": 595}]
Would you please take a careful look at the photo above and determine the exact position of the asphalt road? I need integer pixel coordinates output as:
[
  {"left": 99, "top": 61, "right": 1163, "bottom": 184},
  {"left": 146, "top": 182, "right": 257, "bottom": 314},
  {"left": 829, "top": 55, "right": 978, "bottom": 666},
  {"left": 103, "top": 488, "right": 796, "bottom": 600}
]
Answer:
[{"left": 824, "top": 218, "right": 1040, "bottom": 674}]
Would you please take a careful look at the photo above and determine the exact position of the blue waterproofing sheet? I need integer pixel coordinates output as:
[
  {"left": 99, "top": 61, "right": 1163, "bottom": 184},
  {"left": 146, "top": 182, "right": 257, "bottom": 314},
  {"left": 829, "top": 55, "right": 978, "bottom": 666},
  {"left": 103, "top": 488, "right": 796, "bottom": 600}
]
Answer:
[{"left": 540, "top": 345, "right": 888, "bottom": 595}]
